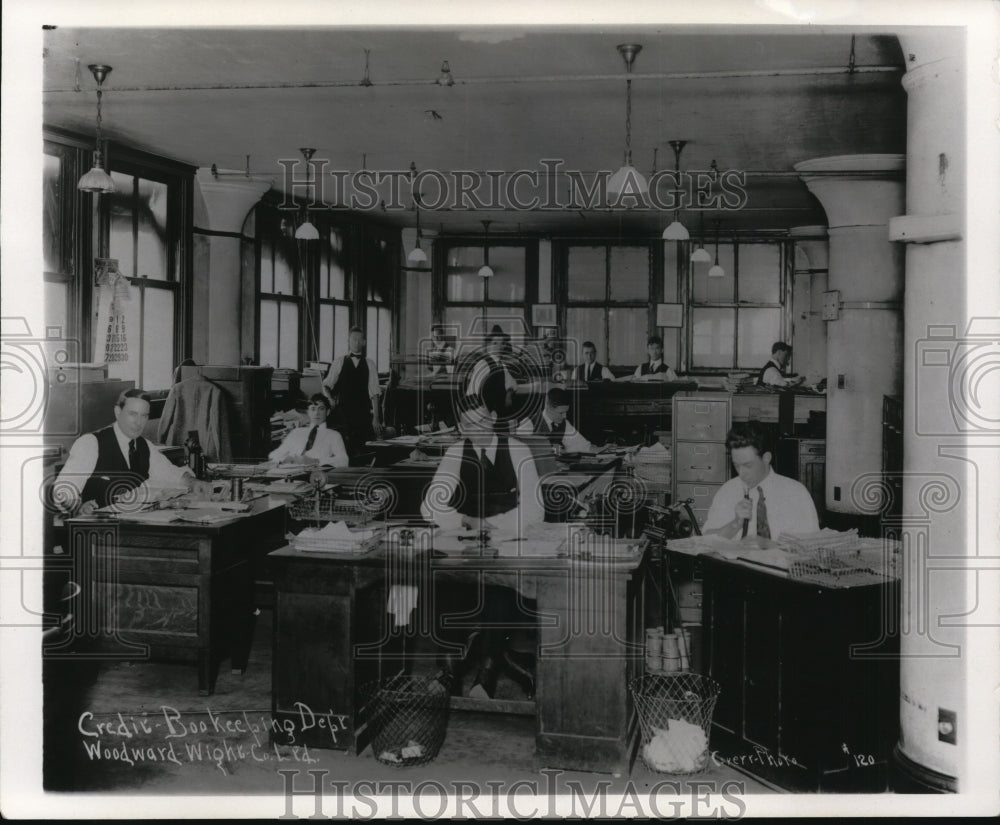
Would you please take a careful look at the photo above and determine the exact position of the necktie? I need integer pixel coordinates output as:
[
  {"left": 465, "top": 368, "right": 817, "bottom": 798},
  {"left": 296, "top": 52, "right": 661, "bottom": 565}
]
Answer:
[
  {"left": 304, "top": 426, "right": 318, "bottom": 453},
  {"left": 756, "top": 486, "right": 771, "bottom": 539},
  {"left": 587, "top": 364, "right": 592, "bottom": 381},
  {"left": 128, "top": 439, "right": 137, "bottom": 470}
]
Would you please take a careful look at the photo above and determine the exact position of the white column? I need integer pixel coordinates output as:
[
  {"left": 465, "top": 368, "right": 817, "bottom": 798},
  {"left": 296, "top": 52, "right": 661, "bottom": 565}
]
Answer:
[{"left": 795, "top": 155, "right": 905, "bottom": 515}]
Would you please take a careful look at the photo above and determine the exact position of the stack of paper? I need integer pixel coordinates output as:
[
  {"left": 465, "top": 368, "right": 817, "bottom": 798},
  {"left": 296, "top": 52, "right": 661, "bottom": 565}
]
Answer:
[{"left": 292, "top": 521, "right": 383, "bottom": 553}]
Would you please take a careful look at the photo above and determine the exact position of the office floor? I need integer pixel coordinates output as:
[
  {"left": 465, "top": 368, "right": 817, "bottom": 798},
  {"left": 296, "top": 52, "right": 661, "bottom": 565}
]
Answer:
[{"left": 42, "top": 610, "right": 775, "bottom": 800}]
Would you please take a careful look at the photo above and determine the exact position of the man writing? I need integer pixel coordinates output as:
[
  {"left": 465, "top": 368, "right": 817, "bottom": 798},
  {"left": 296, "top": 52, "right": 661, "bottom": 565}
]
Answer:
[
  {"left": 515, "top": 387, "right": 593, "bottom": 453},
  {"left": 757, "top": 342, "right": 805, "bottom": 388},
  {"left": 55, "top": 389, "right": 214, "bottom": 514},
  {"left": 702, "top": 422, "right": 819, "bottom": 540},
  {"left": 323, "top": 327, "right": 383, "bottom": 455},
  {"left": 268, "top": 394, "right": 349, "bottom": 467}
]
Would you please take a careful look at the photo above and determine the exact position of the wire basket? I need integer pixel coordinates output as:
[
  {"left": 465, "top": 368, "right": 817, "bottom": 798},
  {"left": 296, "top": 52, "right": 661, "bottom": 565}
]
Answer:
[
  {"left": 631, "top": 673, "right": 720, "bottom": 774},
  {"left": 287, "top": 489, "right": 374, "bottom": 525},
  {"left": 365, "top": 674, "right": 452, "bottom": 767}
]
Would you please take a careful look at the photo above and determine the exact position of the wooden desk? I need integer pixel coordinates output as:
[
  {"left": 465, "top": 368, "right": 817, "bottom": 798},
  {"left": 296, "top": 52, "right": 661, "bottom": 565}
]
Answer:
[
  {"left": 270, "top": 538, "right": 647, "bottom": 774},
  {"left": 60, "top": 498, "right": 287, "bottom": 694}
]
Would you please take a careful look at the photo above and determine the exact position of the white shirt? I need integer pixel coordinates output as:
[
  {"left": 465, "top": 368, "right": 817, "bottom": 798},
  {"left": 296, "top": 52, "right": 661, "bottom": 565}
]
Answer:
[
  {"left": 702, "top": 468, "right": 819, "bottom": 538},
  {"left": 55, "top": 423, "right": 193, "bottom": 508},
  {"left": 466, "top": 355, "right": 516, "bottom": 396},
  {"left": 633, "top": 359, "right": 680, "bottom": 381},
  {"left": 516, "top": 410, "right": 593, "bottom": 453},
  {"left": 760, "top": 359, "right": 794, "bottom": 387},
  {"left": 323, "top": 354, "right": 381, "bottom": 399},
  {"left": 577, "top": 362, "right": 615, "bottom": 382},
  {"left": 268, "top": 423, "right": 349, "bottom": 467},
  {"left": 420, "top": 435, "right": 543, "bottom": 535}
]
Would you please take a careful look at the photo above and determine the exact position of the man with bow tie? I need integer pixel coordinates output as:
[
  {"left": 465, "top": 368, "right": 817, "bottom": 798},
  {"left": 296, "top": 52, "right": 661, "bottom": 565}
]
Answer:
[{"left": 323, "top": 326, "right": 383, "bottom": 456}]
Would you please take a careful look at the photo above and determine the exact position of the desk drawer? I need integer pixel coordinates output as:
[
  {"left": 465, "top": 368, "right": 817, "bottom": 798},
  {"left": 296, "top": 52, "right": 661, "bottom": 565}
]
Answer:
[
  {"left": 674, "top": 443, "right": 728, "bottom": 483},
  {"left": 674, "top": 399, "right": 729, "bottom": 441}
]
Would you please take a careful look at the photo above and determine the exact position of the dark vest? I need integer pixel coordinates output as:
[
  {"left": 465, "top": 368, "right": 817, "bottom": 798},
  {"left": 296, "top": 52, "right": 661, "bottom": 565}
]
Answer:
[
  {"left": 448, "top": 436, "right": 518, "bottom": 519},
  {"left": 640, "top": 361, "right": 670, "bottom": 376},
  {"left": 332, "top": 355, "right": 372, "bottom": 424},
  {"left": 81, "top": 426, "right": 150, "bottom": 508},
  {"left": 477, "top": 354, "right": 508, "bottom": 411},
  {"left": 756, "top": 360, "right": 784, "bottom": 386},
  {"left": 576, "top": 361, "right": 606, "bottom": 383},
  {"left": 529, "top": 410, "right": 566, "bottom": 447}
]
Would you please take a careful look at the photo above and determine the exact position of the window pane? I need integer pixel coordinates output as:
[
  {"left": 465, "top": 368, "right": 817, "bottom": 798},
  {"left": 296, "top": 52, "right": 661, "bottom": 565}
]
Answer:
[
  {"left": 445, "top": 247, "right": 485, "bottom": 303},
  {"left": 443, "top": 307, "right": 482, "bottom": 351},
  {"left": 334, "top": 306, "right": 350, "bottom": 357},
  {"left": 259, "top": 300, "right": 278, "bottom": 367},
  {"left": 565, "top": 308, "right": 605, "bottom": 365},
  {"left": 107, "top": 284, "right": 141, "bottom": 386},
  {"left": 480, "top": 309, "right": 527, "bottom": 345},
  {"left": 663, "top": 241, "right": 679, "bottom": 301},
  {"left": 279, "top": 302, "right": 299, "bottom": 368},
  {"left": 43, "top": 152, "right": 62, "bottom": 274},
  {"left": 259, "top": 241, "right": 274, "bottom": 293},
  {"left": 274, "top": 243, "right": 294, "bottom": 295},
  {"left": 691, "top": 243, "right": 735, "bottom": 303},
  {"left": 319, "top": 304, "right": 334, "bottom": 360},
  {"left": 366, "top": 306, "right": 378, "bottom": 366},
  {"left": 378, "top": 307, "right": 392, "bottom": 373},
  {"left": 737, "top": 307, "right": 781, "bottom": 370},
  {"left": 328, "top": 229, "right": 346, "bottom": 299},
  {"left": 566, "top": 247, "right": 605, "bottom": 301},
  {"left": 108, "top": 172, "right": 135, "bottom": 276},
  {"left": 44, "top": 281, "right": 69, "bottom": 334},
  {"left": 691, "top": 307, "right": 735, "bottom": 368},
  {"left": 738, "top": 244, "right": 781, "bottom": 303},
  {"left": 136, "top": 178, "right": 169, "bottom": 280},
  {"left": 609, "top": 246, "right": 648, "bottom": 302},
  {"left": 608, "top": 308, "right": 648, "bottom": 367},
  {"left": 485, "top": 246, "right": 525, "bottom": 302},
  {"left": 142, "top": 288, "right": 175, "bottom": 389}
]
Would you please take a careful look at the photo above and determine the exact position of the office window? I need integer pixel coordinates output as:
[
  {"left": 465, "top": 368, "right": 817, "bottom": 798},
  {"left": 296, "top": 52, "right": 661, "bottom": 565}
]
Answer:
[
  {"left": 43, "top": 140, "right": 79, "bottom": 334},
  {"left": 258, "top": 226, "right": 302, "bottom": 370},
  {"left": 363, "top": 231, "right": 397, "bottom": 374},
  {"left": 318, "top": 226, "right": 351, "bottom": 362}
]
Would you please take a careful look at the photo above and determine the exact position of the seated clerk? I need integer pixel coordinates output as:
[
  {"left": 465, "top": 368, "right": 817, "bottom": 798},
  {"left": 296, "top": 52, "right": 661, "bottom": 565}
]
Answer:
[
  {"left": 757, "top": 341, "right": 805, "bottom": 388},
  {"left": 574, "top": 340, "right": 615, "bottom": 383},
  {"left": 515, "top": 387, "right": 593, "bottom": 453},
  {"left": 54, "top": 389, "right": 214, "bottom": 514},
  {"left": 702, "top": 422, "right": 819, "bottom": 540},
  {"left": 268, "top": 394, "right": 349, "bottom": 467},
  {"left": 631, "top": 335, "right": 679, "bottom": 381},
  {"left": 465, "top": 325, "right": 516, "bottom": 414},
  {"left": 420, "top": 392, "right": 543, "bottom": 699},
  {"left": 426, "top": 324, "right": 455, "bottom": 376}
]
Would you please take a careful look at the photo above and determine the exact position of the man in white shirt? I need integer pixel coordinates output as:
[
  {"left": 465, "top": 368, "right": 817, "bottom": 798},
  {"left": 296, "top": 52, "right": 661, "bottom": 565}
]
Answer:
[
  {"left": 631, "top": 336, "right": 679, "bottom": 381},
  {"left": 573, "top": 341, "right": 615, "bottom": 383},
  {"left": 702, "top": 423, "right": 819, "bottom": 539},
  {"left": 54, "top": 389, "right": 214, "bottom": 514},
  {"left": 757, "top": 341, "right": 805, "bottom": 388},
  {"left": 268, "top": 394, "right": 349, "bottom": 467},
  {"left": 426, "top": 324, "right": 455, "bottom": 376},
  {"left": 323, "top": 327, "right": 382, "bottom": 455},
  {"left": 515, "top": 388, "right": 593, "bottom": 453}
]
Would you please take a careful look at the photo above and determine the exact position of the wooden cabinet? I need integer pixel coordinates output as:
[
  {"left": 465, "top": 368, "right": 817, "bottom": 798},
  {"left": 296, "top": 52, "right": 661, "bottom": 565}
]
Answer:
[
  {"left": 776, "top": 437, "right": 826, "bottom": 519},
  {"left": 179, "top": 365, "right": 274, "bottom": 460},
  {"left": 701, "top": 555, "right": 900, "bottom": 792},
  {"left": 672, "top": 393, "right": 731, "bottom": 525}
]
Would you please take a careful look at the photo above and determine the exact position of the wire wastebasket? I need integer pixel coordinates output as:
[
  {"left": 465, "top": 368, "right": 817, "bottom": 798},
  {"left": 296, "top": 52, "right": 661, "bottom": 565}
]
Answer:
[
  {"left": 631, "top": 673, "right": 720, "bottom": 774},
  {"left": 365, "top": 674, "right": 452, "bottom": 767}
]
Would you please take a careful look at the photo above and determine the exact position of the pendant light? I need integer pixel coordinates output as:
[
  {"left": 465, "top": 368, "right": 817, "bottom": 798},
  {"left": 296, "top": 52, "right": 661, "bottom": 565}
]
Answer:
[
  {"left": 477, "top": 220, "right": 494, "bottom": 278},
  {"left": 77, "top": 64, "right": 117, "bottom": 194},
  {"left": 607, "top": 44, "right": 649, "bottom": 200},
  {"left": 407, "top": 192, "right": 428, "bottom": 265},
  {"left": 708, "top": 218, "right": 726, "bottom": 278},
  {"left": 660, "top": 140, "right": 689, "bottom": 240},
  {"left": 690, "top": 212, "right": 712, "bottom": 262},
  {"left": 293, "top": 148, "right": 319, "bottom": 240}
]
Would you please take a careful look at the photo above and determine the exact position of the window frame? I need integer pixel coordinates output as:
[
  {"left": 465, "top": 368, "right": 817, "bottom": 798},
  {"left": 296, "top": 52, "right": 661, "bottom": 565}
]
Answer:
[{"left": 254, "top": 210, "right": 305, "bottom": 370}]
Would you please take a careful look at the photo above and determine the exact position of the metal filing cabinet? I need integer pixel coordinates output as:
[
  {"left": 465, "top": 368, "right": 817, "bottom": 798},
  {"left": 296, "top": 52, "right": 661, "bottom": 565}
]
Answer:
[{"left": 672, "top": 393, "right": 732, "bottom": 527}]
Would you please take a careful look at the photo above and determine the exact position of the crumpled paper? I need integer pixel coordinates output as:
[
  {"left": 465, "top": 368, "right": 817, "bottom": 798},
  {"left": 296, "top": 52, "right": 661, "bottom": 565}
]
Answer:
[{"left": 643, "top": 718, "right": 707, "bottom": 773}]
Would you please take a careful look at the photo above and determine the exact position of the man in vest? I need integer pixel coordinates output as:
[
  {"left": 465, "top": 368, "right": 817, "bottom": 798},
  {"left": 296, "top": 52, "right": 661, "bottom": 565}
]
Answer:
[
  {"left": 515, "top": 387, "right": 593, "bottom": 453},
  {"left": 574, "top": 340, "right": 615, "bottom": 383},
  {"left": 54, "top": 389, "right": 213, "bottom": 514},
  {"left": 268, "top": 394, "right": 349, "bottom": 467},
  {"left": 323, "top": 327, "right": 383, "bottom": 456},
  {"left": 757, "top": 341, "right": 805, "bottom": 388},
  {"left": 421, "top": 392, "right": 543, "bottom": 698},
  {"left": 632, "top": 335, "right": 679, "bottom": 381},
  {"left": 465, "top": 325, "right": 516, "bottom": 411}
]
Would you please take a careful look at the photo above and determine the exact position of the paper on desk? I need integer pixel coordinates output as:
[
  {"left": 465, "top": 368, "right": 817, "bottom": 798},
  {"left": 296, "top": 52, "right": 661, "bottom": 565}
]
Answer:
[
  {"left": 175, "top": 511, "right": 238, "bottom": 525},
  {"left": 116, "top": 510, "right": 180, "bottom": 524},
  {"left": 308, "top": 520, "right": 381, "bottom": 541},
  {"left": 736, "top": 546, "right": 794, "bottom": 571}
]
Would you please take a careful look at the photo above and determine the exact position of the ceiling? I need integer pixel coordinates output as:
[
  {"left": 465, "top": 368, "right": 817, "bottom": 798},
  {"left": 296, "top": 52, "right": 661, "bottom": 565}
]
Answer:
[{"left": 42, "top": 26, "right": 909, "bottom": 237}]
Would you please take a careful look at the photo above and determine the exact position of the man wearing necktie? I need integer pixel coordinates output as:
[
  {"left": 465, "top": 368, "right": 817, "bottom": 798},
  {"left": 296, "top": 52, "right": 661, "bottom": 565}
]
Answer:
[
  {"left": 574, "top": 341, "right": 615, "bottom": 383},
  {"left": 702, "top": 422, "right": 819, "bottom": 540},
  {"left": 268, "top": 394, "right": 349, "bottom": 467}
]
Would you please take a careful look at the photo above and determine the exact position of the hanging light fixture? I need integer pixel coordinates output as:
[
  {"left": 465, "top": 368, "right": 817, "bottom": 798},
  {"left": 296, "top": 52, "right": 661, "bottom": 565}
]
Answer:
[
  {"left": 661, "top": 140, "right": 689, "bottom": 240},
  {"left": 690, "top": 212, "right": 712, "bottom": 262},
  {"left": 407, "top": 192, "right": 428, "bottom": 265},
  {"left": 708, "top": 218, "right": 726, "bottom": 278},
  {"left": 477, "top": 219, "right": 494, "bottom": 278},
  {"left": 294, "top": 148, "right": 319, "bottom": 240},
  {"left": 607, "top": 44, "right": 648, "bottom": 200},
  {"left": 77, "top": 64, "right": 116, "bottom": 194}
]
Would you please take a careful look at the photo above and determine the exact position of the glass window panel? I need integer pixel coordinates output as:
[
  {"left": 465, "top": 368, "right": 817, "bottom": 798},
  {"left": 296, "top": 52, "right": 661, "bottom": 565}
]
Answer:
[
  {"left": 319, "top": 304, "right": 334, "bottom": 361},
  {"left": 378, "top": 307, "right": 392, "bottom": 373},
  {"left": 279, "top": 302, "right": 299, "bottom": 368},
  {"left": 663, "top": 241, "right": 679, "bottom": 302},
  {"left": 259, "top": 300, "right": 278, "bottom": 367},
  {"left": 142, "top": 288, "right": 175, "bottom": 389},
  {"left": 444, "top": 307, "right": 485, "bottom": 363},
  {"left": 484, "top": 246, "right": 525, "bottom": 302},
  {"left": 737, "top": 307, "right": 781, "bottom": 370},
  {"left": 328, "top": 229, "right": 346, "bottom": 299},
  {"left": 691, "top": 243, "right": 735, "bottom": 303},
  {"left": 318, "top": 258, "right": 329, "bottom": 299},
  {"left": 738, "top": 244, "right": 781, "bottom": 303},
  {"left": 107, "top": 284, "right": 141, "bottom": 386},
  {"left": 478, "top": 309, "right": 527, "bottom": 345},
  {"left": 273, "top": 244, "right": 294, "bottom": 295},
  {"left": 366, "top": 306, "right": 378, "bottom": 366},
  {"left": 609, "top": 246, "right": 648, "bottom": 302},
  {"left": 608, "top": 308, "right": 648, "bottom": 367},
  {"left": 565, "top": 308, "right": 606, "bottom": 365},
  {"left": 43, "top": 152, "right": 62, "bottom": 274},
  {"left": 334, "top": 306, "right": 350, "bottom": 357},
  {"left": 660, "top": 329, "right": 680, "bottom": 373},
  {"left": 108, "top": 172, "right": 135, "bottom": 276},
  {"left": 44, "top": 281, "right": 69, "bottom": 334},
  {"left": 566, "top": 247, "right": 605, "bottom": 301},
  {"left": 691, "top": 307, "right": 735, "bottom": 368},
  {"left": 136, "top": 178, "right": 169, "bottom": 280},
  {"left": 445, "top": 247, "right": 485, "bottom": 303},
  {"left": 259, "top": 242, "right": 274, "bottom": 293}
]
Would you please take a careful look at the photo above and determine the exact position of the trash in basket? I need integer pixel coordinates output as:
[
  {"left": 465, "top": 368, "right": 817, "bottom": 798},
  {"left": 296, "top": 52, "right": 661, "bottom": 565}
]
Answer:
[
  {"left": 366, "top": 674, "right": 451, "bottom": 767},
  {"left": 631, "top": 672, "right": 720, "bottom": 774}
]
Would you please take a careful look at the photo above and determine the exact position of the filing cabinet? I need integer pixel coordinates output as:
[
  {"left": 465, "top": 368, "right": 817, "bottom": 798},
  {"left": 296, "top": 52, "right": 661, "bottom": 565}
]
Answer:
[{"left": 671, "top": 393, "right": 731, "bottom": 528}]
